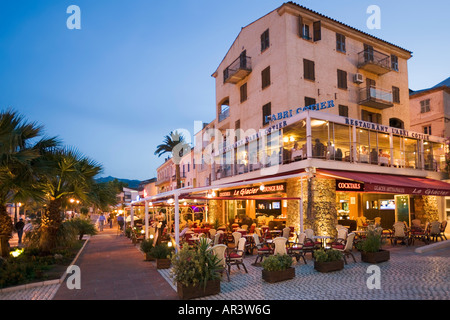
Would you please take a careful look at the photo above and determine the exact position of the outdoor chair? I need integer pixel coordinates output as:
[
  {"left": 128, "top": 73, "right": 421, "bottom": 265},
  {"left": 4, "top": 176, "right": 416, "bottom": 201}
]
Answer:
[
  {"left": 252, "top": 233, "right": 273, "bottom": 265},
  {"left": 328, "top": 227, "right": 348, "bottom": 247},
  {"left": 273, "top": 237, "right": 288, "bottom": 255},
  {"left": 334, "top": 232, "right": 356, "bottom": 264},
  {"left": 440, "top": 220, "right": 448, "bottom": 240},
  {"left": 287, "top": 232, "right": 307, "bottom": 264},
  {"left": 282, "top": 227, "right": 291, "bottom": 241},
  {"left": 210, "top": 244, "right": 230, "bottom": 282},
  {"left": 429, "top": 221, "right": 444, "bottom": 242},
  {"left": 232, "top": 231, "right": 242, "bottom": 248},
  {"left": 411, "top": 219, "right": 422, "bottom": 230},
  {"left": 209, "top": 228, "right": 217, "bottom": 239},
  {"left": 296, "top": 232, "right": 315, "bottom": 258},
  {"left": 305, "top": 228, "right": 322, "bottom": 248},
  {"left": 409, "top": 221, "right": 429, "bottom": 245},
  {"left": 227, "top": 237, "right": 248, "bottom": 275},
  {"left": 374, "top": 217, "right": 381, "bottom": 227},
  {"left": 240, "top": 225, "right": 248, "bottom": 231},
  {"left": 391, "top": 222, "right": 410, "bottom": 246}
]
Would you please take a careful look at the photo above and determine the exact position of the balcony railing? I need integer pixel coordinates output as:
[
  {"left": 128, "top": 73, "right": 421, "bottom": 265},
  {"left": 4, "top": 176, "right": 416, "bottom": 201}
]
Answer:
[
  {"left": 357, "top": 49, "right": 391, "bottom": 75},
  {"left": 218, "top": 106, "right": 230, "bottom": 122},
  {"left": 358, "top": 86, "right": 393, "bottom": 109},
  {"left": 223, "top": 55, "right": 252, "bottom": 84}
]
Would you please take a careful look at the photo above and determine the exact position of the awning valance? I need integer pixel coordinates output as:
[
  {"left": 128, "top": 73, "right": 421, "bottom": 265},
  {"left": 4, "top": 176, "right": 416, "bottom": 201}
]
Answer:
[{"left": 318, "top": 169, "right": 450, "bottom": 196}]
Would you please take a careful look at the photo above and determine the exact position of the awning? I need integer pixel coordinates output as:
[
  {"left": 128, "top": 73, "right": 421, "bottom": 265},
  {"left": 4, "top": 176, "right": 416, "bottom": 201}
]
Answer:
[{"left": 318, "top": 169, "right": 450, "bottom": 196}]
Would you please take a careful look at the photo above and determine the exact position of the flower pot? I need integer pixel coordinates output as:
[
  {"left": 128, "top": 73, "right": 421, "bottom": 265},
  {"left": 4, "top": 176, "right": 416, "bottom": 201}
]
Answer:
[
  {"left": 314, "top": 260, "right": 344, "bottom": 273},
  {"left": 262, "top": 267, "right": 295, "bottom": 283},
  {"left": 177, "top": 279, "right": 221, "bottom": 300},
  {"left": 361, "top": 249, "right": 390, "bottom": 263},
  {"left": 156, "top": 258, "right": 171, "bottom": 269}
]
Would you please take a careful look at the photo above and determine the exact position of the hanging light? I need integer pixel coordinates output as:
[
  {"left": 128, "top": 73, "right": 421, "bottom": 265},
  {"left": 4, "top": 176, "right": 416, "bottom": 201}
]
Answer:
[{"left": 260, "top": 184, "right": 265, "bottom": 191}]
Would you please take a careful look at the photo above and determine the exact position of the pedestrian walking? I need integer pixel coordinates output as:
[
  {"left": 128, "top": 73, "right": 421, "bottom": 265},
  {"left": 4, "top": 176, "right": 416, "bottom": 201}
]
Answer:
[
  {"left": 15, "top": 218, "right": 25, "bottom": 246},
  {"left": 109, "top": 213, "right": 113, "bottom": 228},
  {"left": 97, "top": 213, "right": 106, "bottom": 231},
  {"left": 117, "top": 214, "right": 124, "bottom": 235}
]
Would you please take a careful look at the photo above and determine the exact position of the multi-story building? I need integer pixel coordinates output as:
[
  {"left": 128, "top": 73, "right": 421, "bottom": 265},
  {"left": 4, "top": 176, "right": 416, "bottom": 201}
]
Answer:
[
  {"left": 156, "top": 157, "right": 175, "bottom": 194},
  {"left": 409, "top": 77, "right": 450, "bottom": 138},
  {"left": 152, "top": 2, "right": 450, "bottom": 237}
]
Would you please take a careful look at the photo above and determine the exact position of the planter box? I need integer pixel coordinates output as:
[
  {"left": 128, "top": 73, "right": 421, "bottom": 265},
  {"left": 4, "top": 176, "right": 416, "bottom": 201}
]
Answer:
[
  {"left": 156, "top": 258, "right": 171, "bottom": 269},
  {"left": 177, "top": 280, "right": 221, "bottom": 300},
  {"left": 314, "top": 260, "right": 344, "bottom": 273},
  {"left": 361, "top": 250, "right": 390, "bottom": 263},
  {"left": 145, "top": 253, "right": 155, "bottom": 261},
  {"left": 262, "top": 267, "right": 295, "bottom": 283}
]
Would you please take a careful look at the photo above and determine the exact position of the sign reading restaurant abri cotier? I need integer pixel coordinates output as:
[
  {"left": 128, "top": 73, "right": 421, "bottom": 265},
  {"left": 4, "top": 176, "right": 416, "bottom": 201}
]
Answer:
[{"left": 218, "top": 183, "right": 286, "bottom": 197}]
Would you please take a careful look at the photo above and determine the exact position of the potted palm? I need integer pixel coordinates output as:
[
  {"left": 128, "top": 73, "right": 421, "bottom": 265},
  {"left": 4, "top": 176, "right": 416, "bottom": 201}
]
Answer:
[
  {"left": 170, "top": 238, "right": 221, "bottom": 300},
  {"left": 140, "top": 238, "right": 155, "bottom": 261},
  {"left": 261, "top": 254, "right": 295, "bottom": 283},
  {"left": 151, "top": 243, "right": 174, "bottom": 269},
  {"left": 357, "top": 225, "right": 390, "bottom": 263},
  {"left": 313, "top": 248, "right": 344, "bottom": 273}
]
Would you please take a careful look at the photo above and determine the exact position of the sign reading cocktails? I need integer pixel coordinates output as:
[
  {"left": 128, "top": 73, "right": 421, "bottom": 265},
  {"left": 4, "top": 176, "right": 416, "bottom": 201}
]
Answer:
[{"left": 218, "top": 183, "right": 286, "bottom": 197}]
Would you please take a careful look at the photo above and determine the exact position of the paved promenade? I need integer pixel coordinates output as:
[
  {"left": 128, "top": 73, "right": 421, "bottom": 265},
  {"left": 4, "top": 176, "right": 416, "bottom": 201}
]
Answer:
[{"left": 1, "top": 227, "right": 449, "bottom": 300}]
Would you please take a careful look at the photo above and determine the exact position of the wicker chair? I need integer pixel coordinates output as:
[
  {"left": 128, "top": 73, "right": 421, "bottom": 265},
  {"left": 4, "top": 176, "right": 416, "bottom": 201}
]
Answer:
[
  {"left": 328, "top": 227, "right": 348, "bottom": 247},
  {"left": 252, "top": 233, "right": 273, "bottom": 265},
  {"left": 391, "top": 222, "right": 410, "bottom": 246},
  {"left": 440, "top": 221, "right": 448, "bottom": 240},
  {"left": 227, "top": 237, "right": 248, "bottom": 275},
  {"left": 429, "top": 221, "right": 444, "bottom": 242},
  {"left": 287, "top": 232, "right": 307, "bottom": 264},
  {"left": 232, "top": 231, "right": 242, "bottom": 248},
  {"left": 334, "top": 233, "right": 356, "bottom": 264},
  {"left": 273, "top": 237, "right": 288, "bottom": 255},
  {"left": 210, "top": 244, "right": 230, "bottom": 282}
]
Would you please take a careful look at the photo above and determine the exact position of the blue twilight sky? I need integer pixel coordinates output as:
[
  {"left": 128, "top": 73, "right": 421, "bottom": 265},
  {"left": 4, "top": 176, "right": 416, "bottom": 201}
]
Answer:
[{"left": 0, "top": 0, "right": 449, "bottom": 181}]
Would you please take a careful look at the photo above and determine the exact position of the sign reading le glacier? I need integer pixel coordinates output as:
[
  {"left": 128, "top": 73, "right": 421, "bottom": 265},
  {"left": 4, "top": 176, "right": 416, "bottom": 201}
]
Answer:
[{"left": 218, "top": 183, "right": 286, "bottom": 197}]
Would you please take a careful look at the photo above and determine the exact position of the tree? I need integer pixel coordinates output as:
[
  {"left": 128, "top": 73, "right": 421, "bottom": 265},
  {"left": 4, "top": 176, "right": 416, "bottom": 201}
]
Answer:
[
  {"left": 154, "top": 131, "right": 190, "bottom": 189},
  {"left": 0, "top": 109, "right": 59, "bottom": 257},
  {"left": 38, "top": 147, "right": 102, "bottom": 252}
]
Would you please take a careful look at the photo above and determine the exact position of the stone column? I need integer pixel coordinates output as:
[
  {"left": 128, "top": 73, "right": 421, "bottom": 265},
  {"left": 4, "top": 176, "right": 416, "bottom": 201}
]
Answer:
[
  {"left": 208, "top": 199, "right": 224, "bottom": 225},
  {"left": 307, "top": 178, "right": 338, "bottom": 237}
]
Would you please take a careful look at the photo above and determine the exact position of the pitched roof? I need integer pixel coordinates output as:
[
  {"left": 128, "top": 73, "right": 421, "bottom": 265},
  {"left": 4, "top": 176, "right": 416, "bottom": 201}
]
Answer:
[{"left": 409, "top": 76, "right": 450, "bottom": 97}]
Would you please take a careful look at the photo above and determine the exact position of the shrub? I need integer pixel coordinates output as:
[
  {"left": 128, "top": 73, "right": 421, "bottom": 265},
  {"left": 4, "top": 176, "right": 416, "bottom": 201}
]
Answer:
[
  {"left": 170, "top": 238, "right": 221, "bottom": 288},
  {"left": 150, "top": 243, "right": 174, "bottom": 259},
  {"left": 261, "top": 254, "right": 292, "bottom": 271},
  {"left": 314, "top": 248, "right": 343, "bottom": 262},
  {"left": 65, "top": 217, "right": 98, "bottom": 240},
  {"left": 140, "top": 238, "right": 154, "bottom": 253},
  {"left": 356, "top": 225, "right": 384, "bottom": 253}
]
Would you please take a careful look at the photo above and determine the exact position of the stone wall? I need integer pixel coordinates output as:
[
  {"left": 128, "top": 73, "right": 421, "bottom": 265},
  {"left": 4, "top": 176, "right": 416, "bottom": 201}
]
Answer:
[
  {"left": 307, "top": 178, "right": 338, "bottom": 237},
  {"left": 207, "top": 199, "right": 224, "bottom": 225},
  {"left": 414, "top": 196, "right": 440, "bottom": 223}
]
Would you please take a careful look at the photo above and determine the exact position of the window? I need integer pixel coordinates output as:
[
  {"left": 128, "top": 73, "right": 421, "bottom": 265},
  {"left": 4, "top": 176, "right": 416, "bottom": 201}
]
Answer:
[
  {"left": 362, "top": 110, "right": 381, "bottom": 124},
  {"left": 339, "top": 105, "right": 348, "bottom": 117},
  {"left": 392, "top": 86, "right": 400, "bottom": 103},
  {"left": 262, "top": 103, "right": 271, "bottom": 126},
  {"left": 235, "top": 120, "right": 241, "bottom": 140},
  {"left": 298, "top": 16, "right": 311, "bottom": 40},
  {"left": 424, "top": 125, "right": 432, "bottom": 135},
  {"left": 336, "top": 33, "right": 346, "bottom": 52},
  {"left": 389, "top": 118, "right": 404, "bottom": 129},
  {"left": 261, "top": 66, "right": 271, "bottom": 89},
  {"left": 240, "top": 83, "right": 247, "bottom": 103},
  {"left": 303, "top": 59, "right": 315, "bottom": 81},
  {"left": 304, "top": 97, "right": 316, "bottom": 108},
  {"left": 391, "top": 54, "right": 399, "bottom": 71},
  {"left": 420, "top": 99, "right": 430, "bottom": 113},
  {"left": 261, "top": 29, "right": 270, "bottom": 52},
  {"left": 337, "top": 69, "right": 348, "bottom": 89}
]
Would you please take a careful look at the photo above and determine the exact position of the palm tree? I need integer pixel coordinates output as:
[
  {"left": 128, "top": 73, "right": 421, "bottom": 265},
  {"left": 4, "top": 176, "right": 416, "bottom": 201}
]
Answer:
[
  {"left": 37, "top": 147, "right": 102, "bottom": 252},
  {"left": 154, "top": 131, "right": 190, "bottom": 189},
  {"left": 0, "top": 109, "right": 59, "bottom": 257}
]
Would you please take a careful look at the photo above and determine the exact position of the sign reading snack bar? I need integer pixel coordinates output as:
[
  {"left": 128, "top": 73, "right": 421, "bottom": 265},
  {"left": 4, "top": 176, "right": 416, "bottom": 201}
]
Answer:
[
  {"left": 218, "top": 183, "right": 286, "bottom": 197},
  {"left": 335, "top": 180, "right": 365, "bottom": 192}
]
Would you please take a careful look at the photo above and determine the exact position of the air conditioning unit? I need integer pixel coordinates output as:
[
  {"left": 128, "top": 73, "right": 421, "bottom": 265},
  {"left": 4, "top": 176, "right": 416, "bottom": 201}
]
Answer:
[{"left": 353, "top": 73, "right": 364, "bottom": 84}]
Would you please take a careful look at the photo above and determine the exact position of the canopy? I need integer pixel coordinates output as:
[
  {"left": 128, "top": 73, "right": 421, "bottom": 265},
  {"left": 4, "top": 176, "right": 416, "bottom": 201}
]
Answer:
[{"left": 318, "top": 169, "right": 450, "bottom": 196}]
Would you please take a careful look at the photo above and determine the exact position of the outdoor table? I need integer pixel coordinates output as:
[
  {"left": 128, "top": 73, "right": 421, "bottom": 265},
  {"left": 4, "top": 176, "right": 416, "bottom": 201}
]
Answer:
[{"left": 313, "top": 235, "right": 331, "bottom": 247}]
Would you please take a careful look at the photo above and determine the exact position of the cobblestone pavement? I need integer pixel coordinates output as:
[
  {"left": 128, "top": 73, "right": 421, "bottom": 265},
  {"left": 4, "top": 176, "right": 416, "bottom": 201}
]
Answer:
[
  {"left": 1, "top": 235, "right": 449, "bottom": 300},
  {"left": 158, "top": 244, "right": 450, "bottom": 300}
]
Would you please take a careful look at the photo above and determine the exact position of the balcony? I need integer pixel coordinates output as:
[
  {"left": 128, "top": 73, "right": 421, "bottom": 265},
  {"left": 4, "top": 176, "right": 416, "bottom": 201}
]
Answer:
[
  {"left": 218, "top": 106, "right": 230, "bottom": 122},
  {"left": 357, "top": 49, "right": 391, "bottom": 75},
  {"left": 358, "top": 86, "right": 394, "bottom": 109},
  {"left": 223, "top": 55, "right": 252, "bottom": 84}
]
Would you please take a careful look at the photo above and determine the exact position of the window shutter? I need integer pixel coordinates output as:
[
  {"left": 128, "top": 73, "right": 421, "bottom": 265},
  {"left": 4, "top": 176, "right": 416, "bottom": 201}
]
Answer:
[
  {"left": 298, "top": 16, "right": 303, "bottom": 37},
  {"left": 313, "top": 21, "right": 321, "bottom": 41}
]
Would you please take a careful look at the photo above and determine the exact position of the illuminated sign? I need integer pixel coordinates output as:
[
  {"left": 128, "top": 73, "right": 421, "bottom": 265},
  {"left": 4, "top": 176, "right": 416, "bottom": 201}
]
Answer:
[
  {"left": 218, "top": 183, "right": 286, "bottom": 197},
  {"left": 266, "top": 100, "right": 335, "bottom": 123},
  {"left": 336, "top": 180, "right": 365, "bottom": 192}
]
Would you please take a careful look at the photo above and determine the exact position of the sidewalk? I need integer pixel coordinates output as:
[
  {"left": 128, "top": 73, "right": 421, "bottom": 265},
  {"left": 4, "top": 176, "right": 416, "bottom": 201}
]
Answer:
[{"left": 52, "top": 224, "right": 178, "bottom": 300}]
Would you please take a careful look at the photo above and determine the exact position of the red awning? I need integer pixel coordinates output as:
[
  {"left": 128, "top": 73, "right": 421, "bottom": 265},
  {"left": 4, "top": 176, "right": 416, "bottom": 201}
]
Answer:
[{"left": 318, "top": 169, "right": 450, "bottom": 196}]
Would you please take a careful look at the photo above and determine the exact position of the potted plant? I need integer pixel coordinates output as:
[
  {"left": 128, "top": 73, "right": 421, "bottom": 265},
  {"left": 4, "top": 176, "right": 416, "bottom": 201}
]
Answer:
[
  {"left": 357, "top": 225, "right": 390, "bottom": 263},
  {"left": 170, "top": 238, "right": 222, "bottom": 300},
  {"left": 151, "top": 243, "right": 174, "bottom": 269},
  {"left": 261, "top": 254, "right": 295, "bottom": 283},
  {"left": 313, "top": 248, "right": 344, "bottom": 273},
  {"left": 140, "top": 238, "right": 155, "bottom": 261}
]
